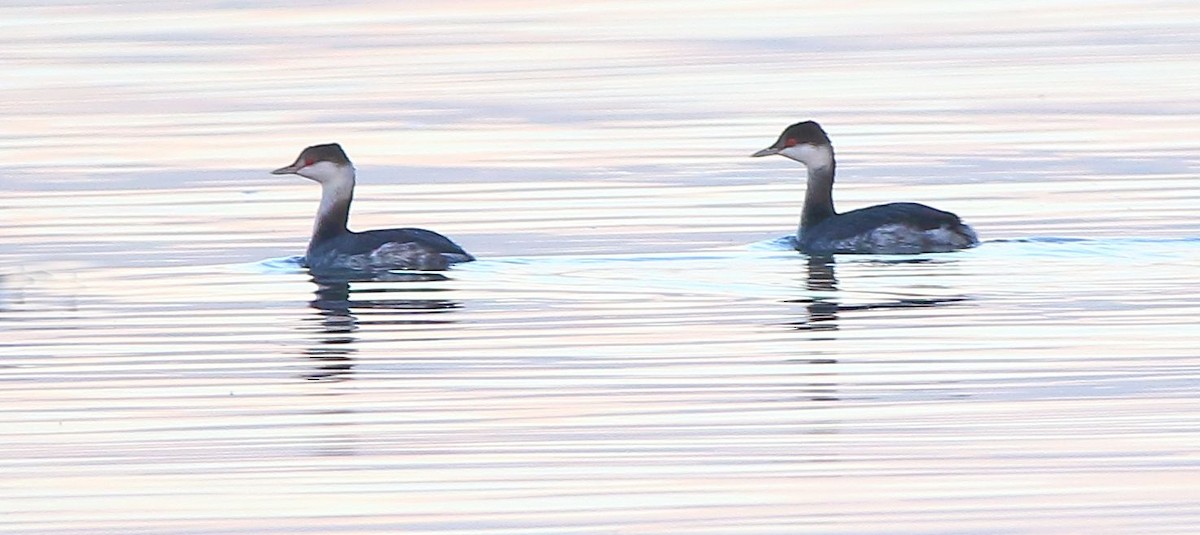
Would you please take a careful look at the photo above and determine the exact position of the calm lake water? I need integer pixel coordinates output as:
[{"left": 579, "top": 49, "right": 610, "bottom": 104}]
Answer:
[{"left": 3, "top": 1, "right": 1200, "bottom": 533}]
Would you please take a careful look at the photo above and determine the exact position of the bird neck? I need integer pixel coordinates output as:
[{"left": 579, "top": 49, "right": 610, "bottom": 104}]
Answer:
[
  {"left": 311, "top": 173, "right": 355, "bottom": 246},
  {"left": 800, "top": 160, "right": 837, "bottom": 233}
]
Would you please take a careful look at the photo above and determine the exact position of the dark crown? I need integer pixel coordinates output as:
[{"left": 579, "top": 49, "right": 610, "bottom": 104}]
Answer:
[
  {"left": 772, "top": 121, "right": 831, "bottom": 148},
  {"left": 300, "top": 143, "right": 352, "bottom": 165}
]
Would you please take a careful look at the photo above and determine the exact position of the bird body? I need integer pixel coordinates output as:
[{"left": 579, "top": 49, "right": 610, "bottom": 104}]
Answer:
[
  {"left": 272, "top": 143, "right": 473, "bottom": 272},
  {"left": 752, "top": 121, "right": 978, "bottom": 254}
]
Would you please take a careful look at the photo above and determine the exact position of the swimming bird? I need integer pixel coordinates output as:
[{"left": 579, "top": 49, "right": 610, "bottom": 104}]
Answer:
[
  {"left": 272, "top": 143, "right": 474, "bottom": 272},
  {"left": 751, "top": 121, "right": 978, "bottom": 254}
]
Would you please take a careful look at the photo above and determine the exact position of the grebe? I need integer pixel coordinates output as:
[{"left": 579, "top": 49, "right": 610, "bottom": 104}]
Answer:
[
  {"left": 751, "top": 121, "right": 978, "bottom": 254},
  {"left": 272, "top": 143, "right": 474, "bottom": 272}
]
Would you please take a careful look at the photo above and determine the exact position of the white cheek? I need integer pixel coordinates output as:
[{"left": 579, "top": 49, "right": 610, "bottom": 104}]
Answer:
[
  {"left": 779, "top": 145, "right": 832, "bottom": 169},
  {"left": 300, "top": 161, "right": 346, "bottom": 183},
  {"left": 777, "top": 145, "right": 804, "bottom": 160}
]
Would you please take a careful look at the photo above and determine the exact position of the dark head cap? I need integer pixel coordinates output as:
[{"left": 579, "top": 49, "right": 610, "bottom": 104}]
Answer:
[
  {"left": 271, "top": 143, "right": 352, "bottom": 175},
  {"left": 751, "top": 121, "right": 831, "bottom": 157}
]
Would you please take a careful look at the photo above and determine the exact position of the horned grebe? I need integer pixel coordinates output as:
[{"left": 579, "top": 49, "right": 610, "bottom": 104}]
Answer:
[
  {"left": 272, "top": 143, "right": 474, "bottom": 272},
  {"left": 751, "top": 121, "right": 978, "bottom": 254}
]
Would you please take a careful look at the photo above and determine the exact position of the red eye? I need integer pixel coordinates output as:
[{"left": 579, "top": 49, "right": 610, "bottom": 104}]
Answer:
[
  {"left": 784, "top": 137, "right": 798, "bottom": 148},
  {"left": 303, "top": 158, "right": 315, "bottom": 167}
]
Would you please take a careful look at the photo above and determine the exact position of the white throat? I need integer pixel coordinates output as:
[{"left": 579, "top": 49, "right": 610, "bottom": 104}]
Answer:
[
  {"left": 311, "top": 164, "right": 356, "bottom": 237},
  {"left": 317, "top": 176, "right": 354, "bottom": 214}
]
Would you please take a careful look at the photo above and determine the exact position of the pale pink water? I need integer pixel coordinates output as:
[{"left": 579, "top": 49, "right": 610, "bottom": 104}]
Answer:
[{"left": 2, "top": 2, "right": 1199, "bottom": 533}]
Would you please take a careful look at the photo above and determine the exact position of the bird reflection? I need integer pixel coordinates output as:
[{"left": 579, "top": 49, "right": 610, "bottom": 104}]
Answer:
[
  {"left": 799, "top": 255, "right": 840, "bottom": 331},
  {"left": 300, "top": 270, "right": 461, "bottom": 382},
  {"left": 786, "top": 255, "right": 970, "bottom": 333},
  {"left": 785, "top": 255, "right": 970, "bottom": 403}
]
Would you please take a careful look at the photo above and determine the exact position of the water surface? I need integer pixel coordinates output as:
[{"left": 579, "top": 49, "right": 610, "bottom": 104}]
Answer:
[{"left": 3, "top": 2, "right": 1200, "bottom": 533}]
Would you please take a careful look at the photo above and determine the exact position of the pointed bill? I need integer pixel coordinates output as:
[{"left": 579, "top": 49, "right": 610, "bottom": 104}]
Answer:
[
  {"left": 751, "top": 147, "right": 781, "bottom": 157},
  {"left": 271, "top": 161, "right": 302, "bottom": 175}
]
